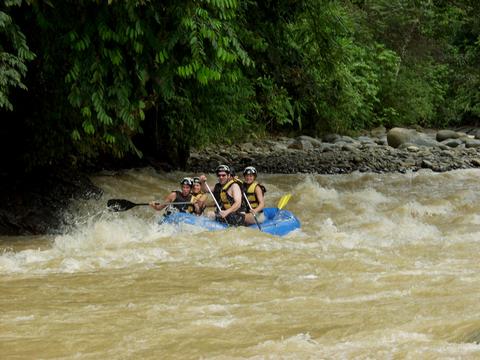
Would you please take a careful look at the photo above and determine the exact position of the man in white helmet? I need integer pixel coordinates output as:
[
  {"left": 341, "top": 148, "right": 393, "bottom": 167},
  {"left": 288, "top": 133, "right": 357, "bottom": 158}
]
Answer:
[
  {"left": 199, "top": 164, "right": 246, "bottom": 226},
  {"left": 150, "top": 177, "right": 195, "bottom": 214}
]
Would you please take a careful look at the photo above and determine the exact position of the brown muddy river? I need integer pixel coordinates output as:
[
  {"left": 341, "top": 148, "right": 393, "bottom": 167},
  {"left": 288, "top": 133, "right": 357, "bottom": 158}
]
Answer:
[{"left": 2, "top": 168, "right": 480, "bottom": 358}]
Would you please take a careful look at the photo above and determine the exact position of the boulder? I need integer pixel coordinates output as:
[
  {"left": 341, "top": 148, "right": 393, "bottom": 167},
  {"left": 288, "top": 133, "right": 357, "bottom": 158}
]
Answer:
[
  {"left": 298, "top": 135, "right": 323, "bottom": 148},
  {"left": 322, "top": 133, "right": 341, "bottom": 143},
  {"left": 441, "top": 139, "right": 463, "bottom": 148},
  {"left": 465, "top": 139, "right": 480, "bottom": 148},
  {"left": 387, "top": 127, "right": 439, "bottom": 148},
  {"left": 288, "top": 138, "right": 314, "bottom": 151},
  {"left": 436, "top": 130, "right": 461, "bottom": 142}
]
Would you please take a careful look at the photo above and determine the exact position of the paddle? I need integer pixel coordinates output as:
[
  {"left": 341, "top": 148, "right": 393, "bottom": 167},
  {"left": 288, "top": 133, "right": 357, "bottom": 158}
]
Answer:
[
  {"left": 277, "top": 193, "right": 292, "bottom": 210},
  {"left": 107, "top": 199, "right": 192, "bottom": 212},
  {"left": 204, "top": 182, "right": 233, "bottom": 226},
  {"left": 204, "top": 183, "right": 223, "bottom": 213},
  {"left": 243, "top": 193, "right": 262, "bottom": 231}
]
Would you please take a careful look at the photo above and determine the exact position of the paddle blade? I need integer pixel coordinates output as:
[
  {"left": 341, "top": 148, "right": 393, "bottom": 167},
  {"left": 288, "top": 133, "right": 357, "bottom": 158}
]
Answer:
[
  {"left": 107, "top": 199, "right": 141, "bottom": 212},
  {"left": 277, "top": 194, "right": 292, "bottom": 210}
]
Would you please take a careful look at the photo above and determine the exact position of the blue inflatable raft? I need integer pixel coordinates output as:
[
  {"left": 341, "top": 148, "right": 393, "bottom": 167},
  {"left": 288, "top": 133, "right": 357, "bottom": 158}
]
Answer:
[{"left": 161, "top": 207, "right": 300, "bottom": 236}]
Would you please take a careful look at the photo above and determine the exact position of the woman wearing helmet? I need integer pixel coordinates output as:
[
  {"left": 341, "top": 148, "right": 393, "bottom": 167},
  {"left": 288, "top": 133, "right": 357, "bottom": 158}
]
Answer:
[
  {"left": 191, "top": 177, "right": 207, "bottom": 215},
  {"left": 150, "top": 177, "right": 195, "bottom": 213},
  {"left": 242, "top": 166, "right": 266, "bottom": 225}
]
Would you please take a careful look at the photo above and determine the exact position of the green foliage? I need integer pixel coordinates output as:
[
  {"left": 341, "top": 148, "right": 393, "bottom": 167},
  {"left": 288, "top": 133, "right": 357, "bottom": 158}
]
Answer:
[
  {"left": 26, "top": 0, "right": 253, "bottom": 165},
  {"left": 256, "top": 76, "right": 294, "bottom": 128},
  {"left": 0, "top": 0, "right": 35, "bottom": 110},
  {"left": 4, "top": 0, "right": 480, "bottom": 173}
]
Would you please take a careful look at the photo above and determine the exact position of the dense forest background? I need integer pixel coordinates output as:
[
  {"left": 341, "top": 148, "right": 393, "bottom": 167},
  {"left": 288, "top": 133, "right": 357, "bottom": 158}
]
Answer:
[{"left": 2, "top": 0, "right": 480, "bottom": 175}]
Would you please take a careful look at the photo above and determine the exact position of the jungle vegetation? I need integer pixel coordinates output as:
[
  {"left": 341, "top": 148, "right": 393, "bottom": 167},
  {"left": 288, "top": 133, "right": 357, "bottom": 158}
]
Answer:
[{"left": 2, "top": 0, "right": 480, "bottom": 173}]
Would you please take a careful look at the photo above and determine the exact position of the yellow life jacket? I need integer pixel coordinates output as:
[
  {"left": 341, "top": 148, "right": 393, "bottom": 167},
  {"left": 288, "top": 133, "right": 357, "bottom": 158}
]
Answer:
[
  {"left": 191, "top": 191, "right": 204, "bottom": 203},
  {"left": 245, "top": 182, "right": 260, "bottom": 209},
  {"left": 219, "top": 179, "right": 236, "bottom": 209},
  {"left": 190, "top": 191, "right": 206, "bottom": 215},
  {"left": 244, "top": 182, "right": 266, "bottom": 209}
]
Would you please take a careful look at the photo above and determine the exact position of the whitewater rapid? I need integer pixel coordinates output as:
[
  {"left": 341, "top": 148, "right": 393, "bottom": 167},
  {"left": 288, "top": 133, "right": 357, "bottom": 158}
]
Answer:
[{"left": 2, "top": 168, "right": 480, "bottom": 358}]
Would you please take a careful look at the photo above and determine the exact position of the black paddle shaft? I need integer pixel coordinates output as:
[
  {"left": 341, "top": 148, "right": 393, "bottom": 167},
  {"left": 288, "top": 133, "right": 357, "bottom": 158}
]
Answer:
[
  {"left": 107, "top": 199, "right": 148, "bottom": 212},
  {"left": 107, "top": 198, "right": 194, "bottom": 212}
]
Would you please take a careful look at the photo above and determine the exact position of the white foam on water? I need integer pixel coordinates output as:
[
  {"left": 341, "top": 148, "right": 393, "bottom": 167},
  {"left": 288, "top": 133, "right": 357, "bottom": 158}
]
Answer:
[
  {"left": 292, "top": 175, "right": 339, "bottom": 207},
  {"left": 243, "top": 330, "right": 480, "bottom": 358},
  {"left": 299, "top": 274, "right": 318, "bottom": 280},
  {"left": 13, "top": 315, "right": 35, "bottom": 322},
  {"left": 324, "top": 289, "right": 411, "bottom": 304},
  {"left": 250, "top": 333, "right": 320, "bottom": 355},
  {"left": 0, "top": 214, "right": 177, "bottom": 274},
  {"left": 398, "top": 200, "right": 453, "bottom": 218}
]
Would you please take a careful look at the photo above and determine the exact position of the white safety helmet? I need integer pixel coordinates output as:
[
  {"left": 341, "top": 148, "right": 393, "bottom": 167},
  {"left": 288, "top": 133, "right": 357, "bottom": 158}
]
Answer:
[
  {"left": 215, "top": 164, "right": 231, "bottom": 174},
  {"left": 243, "top": 166, "right": 257, "bottom": 176},
  {"left": 180, "top": 177, "right": 193, "bottom": 186}
]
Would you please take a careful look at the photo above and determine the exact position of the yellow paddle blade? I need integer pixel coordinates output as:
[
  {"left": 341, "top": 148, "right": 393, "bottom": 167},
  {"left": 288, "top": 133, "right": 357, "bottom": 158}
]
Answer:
[{"left": 277, "top": 194, "right": 292, "bottom": 210}]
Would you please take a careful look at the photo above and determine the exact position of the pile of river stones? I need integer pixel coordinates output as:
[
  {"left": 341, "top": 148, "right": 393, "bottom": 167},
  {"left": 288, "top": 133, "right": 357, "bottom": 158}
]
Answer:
[{"left": 186, "top": 126, "right": 480, "bottom": 174}]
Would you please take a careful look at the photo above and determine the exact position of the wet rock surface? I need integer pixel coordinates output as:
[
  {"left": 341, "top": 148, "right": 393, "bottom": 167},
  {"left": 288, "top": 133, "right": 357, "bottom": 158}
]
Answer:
[
  {"left": 0, "top": 170, "right": 102, "bottom": 235},
  {"left": 186, "top": 127, "right": 480, "bottom": 174}
]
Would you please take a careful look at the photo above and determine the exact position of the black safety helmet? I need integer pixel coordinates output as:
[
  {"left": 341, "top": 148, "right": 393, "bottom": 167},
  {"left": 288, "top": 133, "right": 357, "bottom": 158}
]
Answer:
[
  {"left": 243, "top": 166, "right": 257, "bottom": 176},
  {"left": 215, "top": 164, "right": 230, "bottom": 175},
  {"left": 180, "top": 177, "right": 193, "bottom": 186}
]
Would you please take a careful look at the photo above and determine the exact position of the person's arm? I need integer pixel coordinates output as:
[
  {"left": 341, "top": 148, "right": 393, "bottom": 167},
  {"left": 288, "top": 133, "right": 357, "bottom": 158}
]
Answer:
[
  {"left": 252, "top": 185, "right": 265, "bottom": 213},
  {"left": 199, "top": 175, "right": 211, "bottom": 193},
  {"left": 150, "top": 192, "right": 176, "bottom": 211},
  {"left": 199, "top": 175, "right": 221, "bottom": 210}
]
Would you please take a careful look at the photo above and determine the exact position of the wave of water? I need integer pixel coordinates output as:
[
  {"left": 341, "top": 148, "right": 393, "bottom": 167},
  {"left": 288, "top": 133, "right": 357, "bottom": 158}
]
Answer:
[{"left": 2, "top": 169, "right": 480, "bottom": 358}]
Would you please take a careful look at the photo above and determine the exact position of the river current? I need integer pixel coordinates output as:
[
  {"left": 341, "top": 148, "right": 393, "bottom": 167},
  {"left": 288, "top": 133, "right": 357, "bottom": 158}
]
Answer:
[{"left": 2, "top": 168, "right": 480, "bottom": 359}]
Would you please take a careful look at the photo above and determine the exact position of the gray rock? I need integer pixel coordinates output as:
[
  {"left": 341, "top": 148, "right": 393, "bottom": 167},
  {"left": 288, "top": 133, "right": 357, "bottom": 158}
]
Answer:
[
  {"left": 272, "top": 143, "right": 288, "bottom": 152},
  {"left": 239, "top": 142, "right": 257, "bottom": 153},
  {"left": 422, "top": 160, "right": 434, "bottom": 169},
  {"left": 357, "top": 136, "right": 375, "bottom": 144},
  {"left": 436, "top": 130, "right": 461, "bottom": 142},
  {"left": 441, "top": 139, "right": 463, "bottom": 148},
  {"left": 342, "top": 144, "right": 359, "bottom": 153},
  {"left": 338, "top": 136, "right": 355, "bottom": 143},
  {"left": 375, "top": 138, "right": 388, "bottom": 145},
  {"left": 288, "top": 139, "right": 314, "bottom": 151},
  {"left": 471, "top": 159, "right": 480, "bottom": 167},
  {"left": 465, "top": 139, "right": 480, "bottom": 148},
  {"left": 211, "top": 154, "right": 228, "bottom": 163},
  {"left": 298, "top": 135, "right": 323, "bottom": 148},
  {"left": 186, "top": 128, "right": 480, "bottom": 175},
  {"left": 320, "top": 144, "right": 335, "bottom": 152},
  {"left": 387, "top": 127, "right": 439, "bottom": 148},
  {"left": 387, "top": 128, "right": 416, "bottom": 148},
  {"left": 322, "top": 133, "right": 341, "bottom": 143}
]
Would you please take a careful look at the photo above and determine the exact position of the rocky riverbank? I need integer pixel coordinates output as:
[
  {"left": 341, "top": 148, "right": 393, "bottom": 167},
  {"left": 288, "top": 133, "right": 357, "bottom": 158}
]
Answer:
[{"left": 186, "top": 127, "right": 480, "bottom": 174}]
